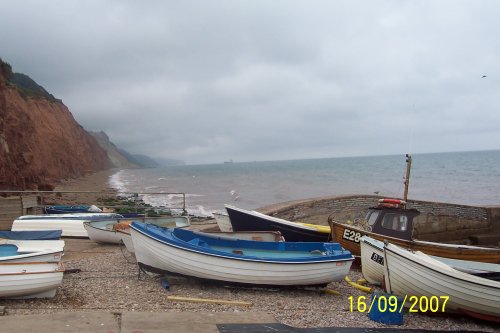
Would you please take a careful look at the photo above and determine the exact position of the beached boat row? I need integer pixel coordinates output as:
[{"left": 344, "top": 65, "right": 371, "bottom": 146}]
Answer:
[
  {"left": 80, "top": 215, "right": 353, "bottom": 286},
  {"left": 215, "top": 202, "right": 500, "bottom": 323},
  {"left": 3, "top": 166, "right": 499, "bottom": 324}
]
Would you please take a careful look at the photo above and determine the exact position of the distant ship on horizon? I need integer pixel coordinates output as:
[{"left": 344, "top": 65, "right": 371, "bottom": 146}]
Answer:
[{"left": 223, "top": 159, "right": 234, "bottom": 164}]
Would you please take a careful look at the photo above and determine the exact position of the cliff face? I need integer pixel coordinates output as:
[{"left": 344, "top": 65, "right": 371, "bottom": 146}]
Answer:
[
  {"left": 0, "top": 61, "right": 110, "bottom": 190},
  {"left": 89, "top": 131, "right": 140, "bottom": 169}
]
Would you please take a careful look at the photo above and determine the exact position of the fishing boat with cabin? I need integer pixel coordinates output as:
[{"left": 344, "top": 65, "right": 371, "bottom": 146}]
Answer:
[{"left": 329, "top": 155, "right": 500, "bottom": 263}]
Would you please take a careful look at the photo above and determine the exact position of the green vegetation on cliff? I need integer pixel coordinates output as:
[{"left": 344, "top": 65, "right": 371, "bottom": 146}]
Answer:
[{"left": 0, "top": 58, "right": 60, "bottom": 102}]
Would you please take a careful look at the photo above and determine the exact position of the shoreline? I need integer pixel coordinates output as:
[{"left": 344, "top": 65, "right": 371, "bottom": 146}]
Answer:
[{"left": 52, "top": 169, "right": 119, "bottom": 206}]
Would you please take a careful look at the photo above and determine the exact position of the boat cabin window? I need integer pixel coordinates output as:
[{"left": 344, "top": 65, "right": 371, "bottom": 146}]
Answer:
[
  {"left": 365, "top": 210, "right": 380, "bottom": 226},
  {"left": 381, "top": 213, "right": 408, "bottom": 232}
]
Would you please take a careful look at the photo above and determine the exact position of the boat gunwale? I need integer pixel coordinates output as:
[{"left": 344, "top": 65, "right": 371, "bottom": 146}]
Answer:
[{"left": 0, "top": 249, "right": 64, "bottom": 262}]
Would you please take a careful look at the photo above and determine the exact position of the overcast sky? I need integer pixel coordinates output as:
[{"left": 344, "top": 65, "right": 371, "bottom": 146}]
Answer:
[{"left": 1, "top": 1, "right": 499, "bottom": 164}]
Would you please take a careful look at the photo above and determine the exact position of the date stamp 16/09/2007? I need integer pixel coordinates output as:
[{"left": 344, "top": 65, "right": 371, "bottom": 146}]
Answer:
[{"left": 348, "top": 295, "right": 450, "bottom": 313}]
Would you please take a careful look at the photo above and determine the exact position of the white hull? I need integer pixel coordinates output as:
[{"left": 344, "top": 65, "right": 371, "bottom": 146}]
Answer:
[
  {"left": 383, "top": 242, "right": 500, "bottom": 321},
  {"left": 360, "top": 236, "right": 385, "bottom": 285},
  {"left": 12, "top": 219, "right": 88, "bottom": 237},
  {"left": 361, "top": 236, "right": 500, "bottom": 285},
  {"left": 84, "top": 223, "right": 122, "bottom": 244},
  {"left": 131, "top": 228, "right": 352, "bottom": 286},
  {"left": 117, "top": 231, "right": 135, "bottom": 253},
  {"left": 213, "top": 212, "right": 232, "bottom": 232},
  {"left": 0, "top": 262, "right": 64, "bottom": 298}
]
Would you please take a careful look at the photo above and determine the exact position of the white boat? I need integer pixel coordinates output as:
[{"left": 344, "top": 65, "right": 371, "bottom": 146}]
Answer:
[
  {"left": 360, "top": 236, "right": 500, "bottom": 285},
  {"left": 383, "top": 242, "right": 500, "bottom": 322},
  {"left": 84, "top": 221, "right": 123, "bottom": 244},
  {"left": 213, "top": 212, "right": 232, "bottom": 232},
  {"left": 11, "top": 213, "right": 123, "bottom": 237},
  {"left": 85, "top": 216, "right": 191, "bottom": 244},
  {"left": 130, "top": 222, "right": 354, "bottom": 286},
  {"left": 117, "top": 229, "right": 136, "bottom": 253},
  {"left": 0, "top": 261, "right": 64, "bottom": 298}
]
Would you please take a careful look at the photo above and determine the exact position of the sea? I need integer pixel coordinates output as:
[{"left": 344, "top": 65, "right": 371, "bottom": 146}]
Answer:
[{"left": 108, "top": 150, "right": 500, "bottom": 216}]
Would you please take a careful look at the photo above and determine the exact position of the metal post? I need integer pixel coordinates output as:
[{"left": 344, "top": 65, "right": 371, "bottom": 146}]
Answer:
[{"left": 403, "top": 154, "right": 412, "bottom": 202}]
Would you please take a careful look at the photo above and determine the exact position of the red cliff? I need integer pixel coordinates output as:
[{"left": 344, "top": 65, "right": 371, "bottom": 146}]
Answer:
[{"left": 0, "top": 60, "right": 110, "bottom": 190}]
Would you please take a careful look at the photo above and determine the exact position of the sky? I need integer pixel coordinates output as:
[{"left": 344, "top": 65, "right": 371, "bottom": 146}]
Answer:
[{"left": 1, "top": 0, "right": 500, "bottom": 165}]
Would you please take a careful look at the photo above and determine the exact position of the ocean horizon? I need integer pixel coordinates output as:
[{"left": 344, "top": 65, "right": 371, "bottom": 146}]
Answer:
[{"left": 109, "top": 150, "right": 500, "bottom": 216}]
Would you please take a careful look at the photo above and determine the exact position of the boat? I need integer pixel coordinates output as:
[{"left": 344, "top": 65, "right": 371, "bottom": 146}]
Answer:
[
  {"left": 85, "top": 216, "right": 191, "bottom": 244},
  {"left": 130, "top": 222, "right": 354, "bottom": 286},
  {"left": 0, "top": 230, "right": 62, "bottom": 240},
  {"left": 360, "top": 236, "right": 500, "bottom": 285},
  {"left": 225, "top": 205, "right": 330, "bottom": 242},
  {"left": 11, "top": 213, "right": 125, "bottom": 237},
  {"left": 43, "top": 204, "right": 101, "bottom": 214},
  {"left": 383, "top": 242, "right": 500, "bottom": 323},
  {"left": 0, "top": 261, "right": 64, "bottom": 299},
  {"left": 329, "top": 200, "right": 500, "bottom": 263},
  {"left": 44, "top": 204, "right": 145, "bottom": 218},
  {"left": 213, "top": 211, "right": 232, "bottom": 232},
  {"left": 0, "top": 244, "right": 63, "bottom": 263}
]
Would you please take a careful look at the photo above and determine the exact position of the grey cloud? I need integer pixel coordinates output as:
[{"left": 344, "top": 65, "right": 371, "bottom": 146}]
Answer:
[{"left": 1, "top": 0, "right": 500, "bottom": 164}]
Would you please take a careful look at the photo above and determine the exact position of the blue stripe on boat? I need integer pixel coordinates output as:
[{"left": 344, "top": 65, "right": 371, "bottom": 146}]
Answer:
[{"left": 130, "top": 222, "right": 353, "bottom": 264}]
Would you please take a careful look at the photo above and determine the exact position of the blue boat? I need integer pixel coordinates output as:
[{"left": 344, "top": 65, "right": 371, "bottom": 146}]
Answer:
[
  {"left": 43, "top": 205, "right": 94, "bottom": 214},
  {"left": 130, "top": 222, "right": 354, "bottom": 286},
  {"left": 0, "top": 230, "right": 62, "bottom": 240}
]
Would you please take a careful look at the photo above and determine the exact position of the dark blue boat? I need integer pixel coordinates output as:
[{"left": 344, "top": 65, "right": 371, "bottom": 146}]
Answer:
[
  {"left": 0, "top": 230, "right": 62, "bottom": 240},
  {"left": 43, "top": 205, "right": 99, "bottom": 214},
  {"left": 225, "top": 205, "right": 330, "bottom": 242}
]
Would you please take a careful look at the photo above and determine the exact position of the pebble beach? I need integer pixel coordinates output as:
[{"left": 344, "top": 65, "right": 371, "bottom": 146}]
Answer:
[{"left": 1, "top": 171, "right": 498, "bottom": 332}]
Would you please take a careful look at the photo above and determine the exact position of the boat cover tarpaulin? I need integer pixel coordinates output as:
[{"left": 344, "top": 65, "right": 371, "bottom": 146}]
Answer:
[{"left": 0, "top": 230, "right": 62, "bottom": 240}]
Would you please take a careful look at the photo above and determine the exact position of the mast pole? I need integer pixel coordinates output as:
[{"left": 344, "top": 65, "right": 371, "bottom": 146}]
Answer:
[{"left": 403, "top": 154, "right": 412, "bottom": 202}]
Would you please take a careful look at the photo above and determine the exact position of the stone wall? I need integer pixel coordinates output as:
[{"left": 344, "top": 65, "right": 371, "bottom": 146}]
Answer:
[{"left": 258, "top": 195, "right": 496, "bottom": 244}]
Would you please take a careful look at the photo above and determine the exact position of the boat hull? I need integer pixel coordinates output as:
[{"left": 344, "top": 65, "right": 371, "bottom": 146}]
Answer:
[
  {"left": 226, "top": 205, "right": 329, "bottom": 242},
  {"left": 130, "top": 223, "right": 353, "bottom": 286},
  {"left": 0, "top": 262, "right": 64, "bottom": 299},
  {"left": 361, "top": 236, "right": 500, "bottom": 285},
  {"left": 331, "top": 221, "right": 500, "bottom": 263},
  {"left": 12, "top": 213, "right": 124, "bottom": 237},
  {"left": 383, "top": 243, "right": 500, "bottom": 322}
]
